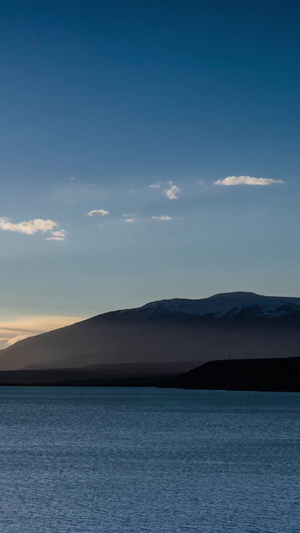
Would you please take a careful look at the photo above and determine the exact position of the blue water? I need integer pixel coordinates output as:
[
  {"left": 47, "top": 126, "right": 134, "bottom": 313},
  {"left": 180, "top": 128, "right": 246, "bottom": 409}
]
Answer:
[{"left": 0, "top": 387, "right": 300, "bottom": 532}]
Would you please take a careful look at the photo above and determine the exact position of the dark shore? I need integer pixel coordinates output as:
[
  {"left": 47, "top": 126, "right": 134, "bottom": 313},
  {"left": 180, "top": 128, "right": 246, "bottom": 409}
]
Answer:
[
  {"left": 162, "top": 357, "right": 300, "bottom": 392},
  {"left": 0, "top": 366, "right": 176, "bottom": 387},
  {"left": 1, "top": 357, "right": 300, "bottom": 391}
]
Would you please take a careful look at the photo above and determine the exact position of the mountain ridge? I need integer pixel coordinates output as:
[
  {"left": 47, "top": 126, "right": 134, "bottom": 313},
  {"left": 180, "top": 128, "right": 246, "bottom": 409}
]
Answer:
[
  {"left": 119, "top": 291, "right": 300, "bottom": 319},
  {"left": 0, "top": 291, "right": 300, "bottom": 373}
]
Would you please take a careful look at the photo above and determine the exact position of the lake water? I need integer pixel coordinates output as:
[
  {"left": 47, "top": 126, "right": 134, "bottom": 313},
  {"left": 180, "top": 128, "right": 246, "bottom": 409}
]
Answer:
[{"left": 0, "top": 387, "right": 300, "bottom": 532}]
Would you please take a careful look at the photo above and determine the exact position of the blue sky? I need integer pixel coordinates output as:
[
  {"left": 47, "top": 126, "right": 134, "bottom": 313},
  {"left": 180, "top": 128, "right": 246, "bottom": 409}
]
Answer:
[{"left": 0, "top": 0, "right": 299, "bottom": 345}]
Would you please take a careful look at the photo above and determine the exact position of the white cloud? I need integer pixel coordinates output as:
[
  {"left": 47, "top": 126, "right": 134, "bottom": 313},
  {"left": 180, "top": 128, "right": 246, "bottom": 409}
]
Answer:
[
  {"left": 124, "top": 218, "right": 136, "bottom": 223},
  {"left": 164, "top": 181, "right": 180, "bottom": 200},
  {"left": 152, "top": 215, "right": 172, "bottom": 221},
  {"left": 0, "top": 334, "right": 29, "bottom": 349},
  {"left": 0, "top": 338, "right": 10, "bottom": 350},
  {"left": 52, "top": 230, "right": 66, "bottom": 237},
  {"left": 6, "top": 335, "right": 29, "bottom": 347},
  {"left": 46, "top": 229, "right": 67, "bottom": 241},
  {"left": 149, "top": 183, "right": 160, "bottom": 189},
  {"left": 0, "top": 217, "right": 58, "bottom": 235},
  {"left": 122, "top": 213, "right": 136, "bottom": 217},
  {"left": 87, "top": 209, "right": 109, "bottom": 217},
  {"left": 215, "top": 176, "right": 284, "bottom": 186}
]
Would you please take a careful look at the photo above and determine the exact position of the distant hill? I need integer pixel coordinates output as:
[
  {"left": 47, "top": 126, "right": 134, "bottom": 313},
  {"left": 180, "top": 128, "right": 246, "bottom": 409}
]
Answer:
[
  {"left": 162, "top": 357, "right": 300, "bottom": 392},
  {"left": 0, "top": 292, "right": 300, "bottom": 377}
]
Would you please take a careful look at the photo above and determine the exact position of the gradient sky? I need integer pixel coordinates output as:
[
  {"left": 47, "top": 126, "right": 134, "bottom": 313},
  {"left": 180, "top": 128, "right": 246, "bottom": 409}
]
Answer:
[{"left": 0, "top": 0, "right": 299, "bottom": 346}]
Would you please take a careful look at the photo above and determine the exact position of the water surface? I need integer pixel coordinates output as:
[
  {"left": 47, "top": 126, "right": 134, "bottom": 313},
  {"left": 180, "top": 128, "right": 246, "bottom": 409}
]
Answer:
[{"left": 0, "top": 387, "right": 299, "bottom": 532}]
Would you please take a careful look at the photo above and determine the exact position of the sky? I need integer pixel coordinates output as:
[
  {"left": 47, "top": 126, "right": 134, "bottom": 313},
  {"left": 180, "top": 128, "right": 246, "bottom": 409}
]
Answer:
[{"left": 0, "top": 0, "right": 299, "bottom": 346}]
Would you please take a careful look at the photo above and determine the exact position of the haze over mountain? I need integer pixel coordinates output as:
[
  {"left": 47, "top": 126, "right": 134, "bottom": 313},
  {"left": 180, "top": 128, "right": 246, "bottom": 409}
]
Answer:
[{"left": 0, "top": 292, "right": 299, "bottom": 378}]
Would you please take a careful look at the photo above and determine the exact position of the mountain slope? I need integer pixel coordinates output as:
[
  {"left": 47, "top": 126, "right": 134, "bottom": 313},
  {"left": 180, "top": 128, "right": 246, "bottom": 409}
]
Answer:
[{"left": 0, "top": 291, "right": 300, "bottom": 372}]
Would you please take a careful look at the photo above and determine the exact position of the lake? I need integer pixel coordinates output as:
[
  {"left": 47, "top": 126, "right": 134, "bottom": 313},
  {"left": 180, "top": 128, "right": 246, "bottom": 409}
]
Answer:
[{"left": 0, "top": 387, "right": 299, "bottom": 532}]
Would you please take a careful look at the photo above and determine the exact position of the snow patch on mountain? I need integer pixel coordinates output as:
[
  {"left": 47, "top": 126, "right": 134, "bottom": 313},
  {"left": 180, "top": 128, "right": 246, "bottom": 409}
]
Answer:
[{"left": 121, "top": 292, "right": 300, "bottom": 319}]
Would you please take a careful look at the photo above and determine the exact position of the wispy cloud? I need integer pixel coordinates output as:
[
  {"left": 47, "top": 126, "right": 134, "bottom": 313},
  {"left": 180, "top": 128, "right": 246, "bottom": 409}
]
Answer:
[
  {"left": 6, "top": 335, "right": 29, "bottom": 347},
  {"left": 215, "top": 176, "right": 284, "bottom": 186},
  {"left": 152, "top": 215, "right": 172, "bottom": 221},
  {"left": 149, "top": 183, "right": 160, "bottom": 189},
  {"left": 0, "top": 333, "right": 33, "bottom": 350},
  {"left": 87, "top": 209, "right": 109, "bottom": 217},
  {"left": 0, "top": 217, "right": 58, "bottom": 235},
  {"left": 0, "top": 337, "right": 11, "bottom": 350},
  {"left": 164, "top": 181, "right": 180, "bottom": 200},
  {"left": 122, "top": 214, "right": 137, "bottom": 223},
  {"left": 46, "top": 229, "right": 67, "bottom": 241}
]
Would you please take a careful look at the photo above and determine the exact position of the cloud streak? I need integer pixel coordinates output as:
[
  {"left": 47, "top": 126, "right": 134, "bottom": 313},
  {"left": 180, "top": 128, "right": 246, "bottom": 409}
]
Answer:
[
  {"left": 0, "top": 217, "right": 58, "bottom": 235},
  {"left": 87, "top": 209, "right": 109, "bottom": 216},
  {"left": 215, "top": 176, "right": 284, "bottom": 186},
  {"left": 46, "top": 229, "right": 67, "bottom": 241},
  {"left": 152, "top": 215, "right": 172, "bottom": 221}
]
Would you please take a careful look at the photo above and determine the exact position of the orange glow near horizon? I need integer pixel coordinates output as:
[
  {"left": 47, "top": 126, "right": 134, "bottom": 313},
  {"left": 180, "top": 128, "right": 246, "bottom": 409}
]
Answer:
[{"left": 0, "top": 315, "right": 84, "bottom": 349}]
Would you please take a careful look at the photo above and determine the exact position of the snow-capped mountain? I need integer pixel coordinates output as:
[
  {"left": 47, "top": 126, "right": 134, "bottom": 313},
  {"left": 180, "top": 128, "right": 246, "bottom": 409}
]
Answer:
[
  {"left": 122, "top": 292, "right": 300, "bottom": 319},
  {"left": 0, "top": 292, "right": 300, "bottom": 374}
]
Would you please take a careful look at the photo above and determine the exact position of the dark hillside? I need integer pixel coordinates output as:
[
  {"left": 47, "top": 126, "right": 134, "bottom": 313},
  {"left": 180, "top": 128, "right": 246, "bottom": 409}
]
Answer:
[{"left": 163, "top": 357, "right": 300, "bottom": 392}]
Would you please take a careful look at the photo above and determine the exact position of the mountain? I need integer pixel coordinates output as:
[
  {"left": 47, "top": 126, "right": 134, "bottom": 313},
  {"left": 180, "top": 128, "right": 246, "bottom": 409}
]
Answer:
[
  {"left": 124, "top": 292, "right": 300, "bottom": 319},
  {"left": 0, "top": 292, "right": 300, "bottom": 378}
]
